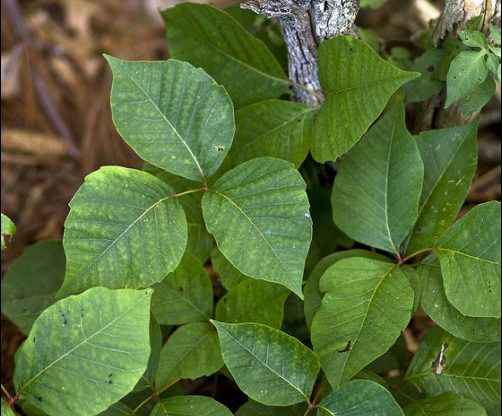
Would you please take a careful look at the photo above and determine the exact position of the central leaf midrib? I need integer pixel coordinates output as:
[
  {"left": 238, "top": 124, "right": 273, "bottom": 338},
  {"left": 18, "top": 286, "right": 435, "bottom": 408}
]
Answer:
[
  {"left": 212, "top": 190, "right": 289, "bottom": 277},
  {"left": 220, "top": 325, "right": 307, "bottom": 400},
  {"left": 125, "top": 71, "right": 205, "bottom": 180}
]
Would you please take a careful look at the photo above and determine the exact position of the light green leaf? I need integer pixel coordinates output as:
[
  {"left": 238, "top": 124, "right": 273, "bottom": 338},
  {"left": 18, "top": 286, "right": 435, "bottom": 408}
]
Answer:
[
  {"left": 150, "top": 396, "right": 233, "bottom": 416},
  {"left": 460, "top": 30, "right": 489, "bottom": 50},
  {"left": 151, "top": 255, "right": 213, "bottom": 326},
  {"left": 404, "top": 393, "right": 487, "bottom": 416},
  {"left": 304, "top": 250, "right": 388, "bottom": 329},
  {"left": 1, "top": 213, "right": 16, "bottom": 251},
  {"left": 211, "top": 248, "right": 249, "bottom": 291},
  {"left": 237, "top": 401, "right": 307, "bottom": 415},
  {"left": 59, "top": 166, "right": 188, "bottom": 296},
  {"left": 402, "top": 266, "right": 423, "bottom": 313},
  {"left": 405, "top": 328, "right": 501, "bottom": 410},
  {"left": 106, "top": 56, "right": 234, "bottom": 182},
  {"left": 216, "top": 279, "right": 288, "bottom": 328},
  {"left": 211, "top": 321, "right": 320, "bottom": 406},
  {"left": 435, "top": 201, "right": 501, "bottom": 318},
  {"left": 202, "top": 157, "right": 312, "bottom": 298},
  {"left": 419, "top": 259, "right": 500, "bottom": 343},
  {"left": 331, "top": 102, "right": 424, "bottom": 255},
  {"left": 407, "top": 122, "right": 478, "bottom": 254},
  {"left": 311, "top": 258, "right": 414, "bottom": 387},
  {"left": 14, "top": 287, "right": 152, "bottom": 416},
  {"left": 1, "top": 398, "right": 17, "bottom": 416},
  {"left": 318, "top": 380, "right": 404, "bottom": 416},
  {"left": 312, "top": 36, "right": 419, "bottom": 162},
  {"left": 162, "top": 3, "right": 289, "bottom": 108},
  {"left": 227, "top": 99, "right": 313, "bottom": 168},
  {"left": 445, "top": 50, "right": 489, "bottom": 108},
  {"left": 154, "top": 323, "right": 223, "bottom": 390},
  {"left": 1, "top": 241, "right": 65, "bottom": 334}
]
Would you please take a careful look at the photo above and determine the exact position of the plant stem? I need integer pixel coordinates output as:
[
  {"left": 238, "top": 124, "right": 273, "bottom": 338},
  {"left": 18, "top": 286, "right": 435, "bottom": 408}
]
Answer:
[{"left": 399, "top": 248, "right": 433, "bottom": 265}]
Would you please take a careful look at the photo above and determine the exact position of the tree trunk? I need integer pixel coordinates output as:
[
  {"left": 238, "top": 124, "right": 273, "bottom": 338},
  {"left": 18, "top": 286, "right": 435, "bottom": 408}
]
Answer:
[{"left": 242, "top": 0, "right": 360, "bottom": 105}]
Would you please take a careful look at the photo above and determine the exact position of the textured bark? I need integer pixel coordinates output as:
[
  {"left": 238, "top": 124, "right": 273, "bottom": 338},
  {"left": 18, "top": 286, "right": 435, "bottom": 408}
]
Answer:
[
  {"left": 242, "top": 0, "right": 359, "bottom": 105},
  {"left": 434, "top": 0, "right": 500, "bottom": 44}
]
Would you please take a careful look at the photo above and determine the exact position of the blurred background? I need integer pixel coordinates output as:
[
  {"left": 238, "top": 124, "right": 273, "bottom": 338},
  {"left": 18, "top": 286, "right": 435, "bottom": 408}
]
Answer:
[{"left": 1, "top": 0, "right": 500, "bottom": 390}]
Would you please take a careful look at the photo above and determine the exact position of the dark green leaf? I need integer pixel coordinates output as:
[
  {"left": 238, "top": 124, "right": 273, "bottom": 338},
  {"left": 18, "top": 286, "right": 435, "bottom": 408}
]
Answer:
[
  {"left": 162, "top": 3, "right": 289, "bottom": 108},
  {"left": 318, "top": 380, "right": 404, "bottom": 415},
  {"left": 150, "top": 396, "right": 232, "bottom": 416},
  {"left": 151, "top": 255, "right": 213, "bottom": 326},
  {"left": 237, "top": 401, "right": 307, "bottom": 416},
  {"left": 419, "top": 259, "right": 500, "bottom": 343},
  {"left": 405, "top": 328, "right": 501, "bottom": 410},
  {"left": 435, "top": 201, "right": 501, "bottom": 318},
  {"left": 106, "top": 56, "right": 235, "bottom": 182},
  {"left": 211, "top": 248, "right": 249, "bottom": 291},
  {"left": 407, "top": 122, "right": 478, "bottom": 254},
  {"left": 59, "top": 167, "right": 187, "bottom": 296},
  {"left": 155, "top": 323, "right": 223, "bottom": 390},
  {"left": 458, "top": 75, "right": 497, "bottom": 116},
  {"left": 1, "top": 241, "right": 65, "bottom": 334},
  {"left": 404, "top": 393, "right": 487, "bottom": 416},
  {"left": 331, "top": 103, "right": 424, "bottom": 255},
  {"left": 216, "top": 279, "right": 288, "bottom": 328},
  {"left": 311, "top": 258, "right": 414, "bottom": 387},
  {"left": 312, "top": 36, "right": 419, "bottom": 162},
  {"left": 202, "top": 158, "right": 312, "bottom": 297},
  {"left": 14, "top": 288, "right": 152, "bottom": 416},
  {"left": 212, "top": 321, "right": 320, "bottom": 406}
]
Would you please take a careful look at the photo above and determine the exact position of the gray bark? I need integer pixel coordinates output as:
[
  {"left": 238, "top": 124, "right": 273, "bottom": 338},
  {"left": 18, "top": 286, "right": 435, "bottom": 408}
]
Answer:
[
  {"left": 434, "top": 0, "right": 500, "bottom": 44},
  {"left": 242, "top": 0, "right": 359, "bottom": 105}
]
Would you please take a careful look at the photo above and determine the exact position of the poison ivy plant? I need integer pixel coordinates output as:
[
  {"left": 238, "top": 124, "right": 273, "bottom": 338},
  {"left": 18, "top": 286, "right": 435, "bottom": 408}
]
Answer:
[{"left": 1, "top": 2, "right": 500, "bottom": 415}]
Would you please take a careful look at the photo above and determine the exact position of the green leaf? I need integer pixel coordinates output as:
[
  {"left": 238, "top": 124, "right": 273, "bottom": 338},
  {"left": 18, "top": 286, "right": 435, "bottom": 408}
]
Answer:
[
  {"left": 405, "top": 328, "right": 501, "bottom": 410},
  {"left": 14, "top": 287, "right": 153, "bottom": 416},
  {"left": 150, "top": 396, "right": 233, "bottom": 416},
  {"left": 155, "top": 323, "right": 223, "bottom": 390},
  {"left": 99, "top": 402, "right": 134, "bottom": 416},
  {"left": 304, "top": 250, "right": 388, "bottom": 329},
  {"left": 404, "top": 393, "right": 487, "bottom": 416},
  {"left": 216, "top": 279, "right": 288, "bottom": 328},
  {"left": 402, "top": 266, "right": 423, "bottom": 313},
  {"left": 445, "top": 50, "right": 489, "bottom": 108},
  {"left": 1, "top": 398, "right": 17, "bottom": 416},
  {"left": 151, "top": 255, "right": 213, "bottom": 326},
  {"left": 318, "top": 380, "right": 404, "bottom": 416},
  {"left": 162, "top": 3, "right": 289, "bottom": 108},
  {"left": 227, "top": 99, "right": 313, "bottom": 169},
  {"left": 59, "top": 166, "right": 188, "bottom": 296},
  {"left": 311, "top": 36, "right": 419, "bottom": 162},
  {"left": 407, "top": 122, "right": 478, "bottom": 254},
  {"left": 1, "top": 212, "right": 16, "bottom": 251},
  {"left": 237, "top": 401, "right": 307, "bottom": 416},
  {"left": 202, "top": 157, "right": 312, "bottom": 297},
  {"left": 211, "top": 321, "right": 320, "bottom": 406},
  {"left": 134, "top": 318, "right": 162, "bottom": 392},
  {"left": 458, "top": 75, "right": 497, "bottom": 116},
  {"left": 144, "top": 164, "right": 213, "bottom": 263},
  {"left": 331, "top": 102, "right": 424, "bottom": 255},
  {"left": 405, "top": 49, "right": 445, "bottom": 103},
  {"left": 211, "top": 248, "right": 249, "bottom": 291},
  {"left": 460, "top": 30, "right": 489, "bottom": 50},
  {"left": 435, "top": 201, "right": 501, "bottom": 318},
  {"left": 311, "top": 258, "right": 414, "bottom": 387},
  {"left": 419, "top": 259, "right": 501, "bottom": 343},
  {"left": 1, "top": 241, "right": 65, "bottom": 334},
  {"left": 106, "top": 56, "right": 235, "bottom": 182}
]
